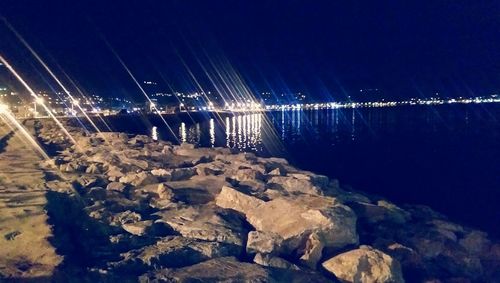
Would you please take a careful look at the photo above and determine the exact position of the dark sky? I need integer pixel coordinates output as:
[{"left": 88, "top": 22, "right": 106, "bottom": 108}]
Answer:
[{"left": 1, "top": 0, "right": 500, "bottom": 101}]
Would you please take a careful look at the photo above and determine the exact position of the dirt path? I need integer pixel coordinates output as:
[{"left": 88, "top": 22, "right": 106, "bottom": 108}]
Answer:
[{"left": 0, "top": 123, "right": 62, "bottom": 280}]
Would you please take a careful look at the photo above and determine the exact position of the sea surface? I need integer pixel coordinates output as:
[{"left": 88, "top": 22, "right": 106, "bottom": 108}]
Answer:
[{"left": 105, "top": 104, "right": 500, "bottom": 237}]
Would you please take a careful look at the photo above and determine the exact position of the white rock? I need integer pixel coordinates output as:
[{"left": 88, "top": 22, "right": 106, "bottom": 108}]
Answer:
[
  {"left": 246, "top": 195, "right": 358, "bottom": 250},
  {"left": 215, "top": 186, "right": 265, "bottom": 215},
  {"left": 322, "top": 245, "right": 404, "bottom": 283}
]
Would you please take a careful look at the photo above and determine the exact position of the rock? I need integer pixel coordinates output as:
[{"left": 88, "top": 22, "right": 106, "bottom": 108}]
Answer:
[
  {"left": 106, "top": 165, "right": 125, "bottom": 180},
  {"left": 254, "top": 253, "right": 300, "bottom": 270},
  {"left": 139, "top": 257, "right": 270, "bottom": 282},
  {"left": 350, "top": 201, "right": 410, "bottom": 224},
  {"left": 107, "top": 182, "right": 126, "bottom": 192},
  {"left": 154, "top": 204, "right": 249, "bottom": 246},
  {"left": 129, "top": 135, "right": 151, "bottom": 146},
  {"left": 322, "top": 245, "right": 404, "bottom": 283},
  {"left": 86, "top": 187, "right": 107, "bottom": 201},
  {"left": 237, "top": 179, "right": 267, "bottom": 194},
  {"left": 122, "top": 220, "right": 153, "bottom": 236},
  {"left": 459, "top": 230, "right": 490, "bottom": 255},
  {"left": 86, "top": 163, "right": 103, "bottom": 174},
  {"left": 267, "top": 175, "right": 323, "bottom": 195},
  {"left": 111, "top": 237, "right": 239, "bottom": 274},
  {"left": 60, "top": 161, "right": 86, "bottom": 173},
  {"left": 179, "top": 143, "right": 195, "bottom": 150},
  {"left": 4, "top": 231, "right": 21, "bottom": 241},
  {"left": 377, "top": 200, "right": 411, "bottom": 222},
  {"left": 156, "top": 183, "right": 174, "bottom": 200},
  {"left": 170, "top": 167, "right": 197, "bottom": 181},
  {"left": 75, "top": 176, "right": 100, "bottom": 189},
  {"left": 161, "top": 145, "right": 173, "bottom": 154},
  {"left": 299, "top": 232, "right": 324, "bottom": 269},
  {"left": 149, "top": 176, "right": 230, "bottom": 206},
  {"left": 268, "top": 167, "right": 285, "bottom": 176},
  {"left": 246, "top": 231, "right": 285, "bottom": 255},
  {"left": 245, "top": 195, "right": 358, "bottom": 251},
  {"left": 125, "top": 158, "right": 149, "bottom": 171},
  {"left": 139, "top": 256, "right": 330, "bottom": 283},
  {"left": 215, "top": 152, "right": 258, "bottom": 164},
  {"left": 150, "top": 169, "right": 172, "bottom": 180},
  {"left": 174, "top": 144, "right": 213, "bottom": 164},
  {"left": 119, "top": 172, "right": 159, "bottom": 186},
  {"left": 233, "top": 168, "right": 265, "bottom": 182},
  {"left": 195, "top": 161, "right": 226, "bottom": 176},
  {"left": 215, "top": 186, "right": 265, "bottom": 215},
  {"left": 110, "top": 210, "right": 142, "bottom": 226},
  {"left": 380, "top": 242, "right": 422, "bottom": 270},
  {"left": 288, "top": 172, "right": 329, "bottom": 188}
]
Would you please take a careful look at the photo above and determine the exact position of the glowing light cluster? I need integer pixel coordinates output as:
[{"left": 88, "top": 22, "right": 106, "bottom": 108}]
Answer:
[{"left": 265, "top": 96, "right": 500, "bottom": 111}]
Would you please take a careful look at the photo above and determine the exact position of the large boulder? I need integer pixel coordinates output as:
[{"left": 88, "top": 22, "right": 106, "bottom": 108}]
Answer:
[
  {"left": 322, "top": 245, "right": 404, "bottom": 283},
  {"left": 154, "top": 204, "right": 249, "bottom": 247},
  {"left": 245, "top": 195, "right": 358, "bottom": 251},
  {"left": 216, "top": 186, "right": 265, "bottom": 215},
  {"left": 216, "top": 188, "right": 358, "bottom": 255},
  {"left": 110, "top": 236, "right": 239, "bottom": 274}
]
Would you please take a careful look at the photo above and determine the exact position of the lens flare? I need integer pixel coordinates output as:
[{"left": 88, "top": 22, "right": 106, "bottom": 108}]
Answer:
[
  {"left": 0, "top": 103, "right": 49, "bottom": 159},
  {"left": 2, "top": 19, "right": 106, "bottom": 139},
  {"left": 99, "top": 35, "right": 179, "bottom": 143},
  {"left": 0, "top": 55, "right": 78, "bottom": 147}
]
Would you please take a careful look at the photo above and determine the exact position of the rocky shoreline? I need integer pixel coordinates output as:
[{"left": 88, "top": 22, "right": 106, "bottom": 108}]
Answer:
[{"left": 3, "top": 119, "right": 498, "bottom": 282}]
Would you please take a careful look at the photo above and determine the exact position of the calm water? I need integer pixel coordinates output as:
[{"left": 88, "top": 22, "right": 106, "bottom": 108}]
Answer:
[{"left": 106, "top": 104, "right": 500, "bottom": 236}]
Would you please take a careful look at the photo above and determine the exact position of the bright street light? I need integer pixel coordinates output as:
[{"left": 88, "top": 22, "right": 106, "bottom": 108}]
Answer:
[{"left": 35, "top": 97, "right": 44, "bottom": 104}]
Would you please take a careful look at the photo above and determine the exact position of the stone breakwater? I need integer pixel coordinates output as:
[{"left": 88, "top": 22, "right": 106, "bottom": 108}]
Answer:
[{"left": 24, "top": 119, "right": 500, "bottom": 282}]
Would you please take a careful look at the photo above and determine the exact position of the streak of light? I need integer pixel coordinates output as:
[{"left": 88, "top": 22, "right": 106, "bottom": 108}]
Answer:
[
  {"left": 0, "top": 104, "right": 49, "bottom": 159},
  {"left": 175, "top": 47, "right": 227, "bottom": 129},
  {"left": 60, "top": 69, "right": 113, "bottom": 132},
  {"left": 0, "top": 55, "right": 78, "bottom": 147},
  {"left": 2, "top": 18, "right": 105, "bottom": 136},
  {"left": 100, "top": 36, "right": 179, "bottom": 143}
]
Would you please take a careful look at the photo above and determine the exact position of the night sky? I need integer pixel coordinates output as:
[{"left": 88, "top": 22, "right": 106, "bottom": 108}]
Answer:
[{"left": 1, "top": 1, "right": 500, "bottom": 101}]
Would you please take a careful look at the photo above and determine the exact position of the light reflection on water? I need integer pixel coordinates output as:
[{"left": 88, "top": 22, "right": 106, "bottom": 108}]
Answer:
[
  {"left": 151, "top": 126, "right": 158, "bottom": 141},
  {"left": 171, "top": 113, "right": 264, "bottom": 151},
  {"left": 167, "top": 109, "right": 362, "bottom": 152}
]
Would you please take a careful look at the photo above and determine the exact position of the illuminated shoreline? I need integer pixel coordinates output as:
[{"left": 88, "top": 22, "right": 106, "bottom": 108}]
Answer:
[{"left": 265, "top": 96, "right": 500, "bottom": 111}]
